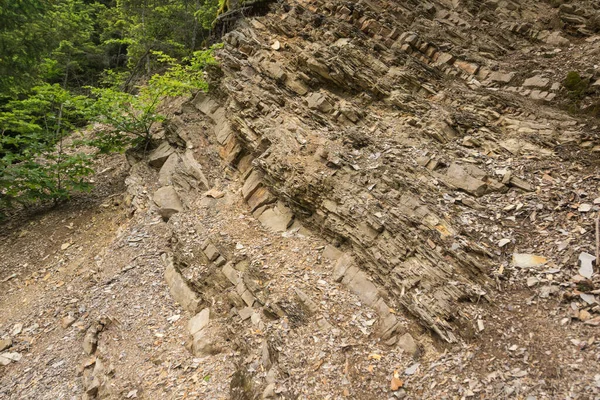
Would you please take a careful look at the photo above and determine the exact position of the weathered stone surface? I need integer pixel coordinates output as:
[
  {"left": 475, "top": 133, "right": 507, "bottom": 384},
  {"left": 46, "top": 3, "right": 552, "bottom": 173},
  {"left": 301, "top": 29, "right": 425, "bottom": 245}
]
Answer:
[
  {"left": 83, "top": 325, "right": 100, "bottom": 355},
  {"left": 454, "top": 60, "right": 479, "bottom": 75},
  {"left": 0, "top": 339, "right": 12, "bottom": 352},
  {"left": 322, "top": 245, "right": 343, "bottom": 262},
  {"left": 222, "top": 263, "right": 241, "bottom": 285},
  {"left": 306, "top": 92, "right": 333, "bottom": 113},
  {"left": 242, "top": 170, "right": 263, "bottom": 201},
  {"left": 188, "top": 308, "right": 210, "bottom": 336},
  {"left": 158, "top": 153, "right": 180, "bottom": 186},
  {"left": 442, "top": 163, "right": 488, "bottom": 197},
  {"left": 0, "top": 352, "right": 21, "bottom": 366},
  {"left": 489, "top": 71, "right": 515, "bottom": 83},
  {"left": 523, "top": 76, "right": 550, "bottom": 88},
  {"left": 148, "top": 142, "right": 176, "bottom": 168},
  {"left": 164, "top": 255, "right": 200, "bottom": 313},
  {"left": 204, "top": 244, "right": 220, "bottom": 262},
  {"left": 257, "top": 203, "right": 294, "bottom": 232},
  {"left": 247, "top": 187, "right": 275, "bottom": 212},
  {"left": 153, "top": 186, "right": 184, "bottom": 219},
  {"left": 397, "top": 333, "right": 418, "bottom": 356}
]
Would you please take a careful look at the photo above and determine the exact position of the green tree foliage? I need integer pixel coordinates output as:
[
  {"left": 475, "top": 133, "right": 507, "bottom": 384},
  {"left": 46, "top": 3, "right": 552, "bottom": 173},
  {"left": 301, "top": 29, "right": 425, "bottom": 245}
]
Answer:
[
  {"left": 0, "top": 0, "right": 222, "bottom": 212},
  {"left": 88, "top": 46, "right": 219, "bottom": 152},
  {"left": 0, "top": 84, "right": 93, "bottom": 207}
]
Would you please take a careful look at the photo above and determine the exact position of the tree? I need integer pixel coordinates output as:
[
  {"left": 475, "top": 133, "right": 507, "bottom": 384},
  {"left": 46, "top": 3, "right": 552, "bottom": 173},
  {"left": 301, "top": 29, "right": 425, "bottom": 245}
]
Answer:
[
  {"left": 0, "top": 84, "right": 93, "bottom": 208},
  {"left": 88, "top": 45, "right": 219, "bottom": 152}
]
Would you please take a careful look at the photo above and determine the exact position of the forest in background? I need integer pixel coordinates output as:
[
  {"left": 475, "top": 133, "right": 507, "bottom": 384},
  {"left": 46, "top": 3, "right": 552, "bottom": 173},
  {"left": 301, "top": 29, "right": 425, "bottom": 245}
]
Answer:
[{"left": 0, "top": 0, "right": 223, "bottom": 210}]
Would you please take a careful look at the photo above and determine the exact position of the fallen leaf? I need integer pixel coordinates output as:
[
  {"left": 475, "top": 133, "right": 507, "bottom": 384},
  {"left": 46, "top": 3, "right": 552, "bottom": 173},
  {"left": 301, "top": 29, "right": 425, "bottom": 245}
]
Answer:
[{"left": 391, "top": 370, "right": 404, "bottom": 391}]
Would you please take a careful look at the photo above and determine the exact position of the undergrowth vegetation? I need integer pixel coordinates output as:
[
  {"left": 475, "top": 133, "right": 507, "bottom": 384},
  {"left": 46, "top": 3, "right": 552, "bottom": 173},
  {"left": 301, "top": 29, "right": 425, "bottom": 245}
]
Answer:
[{"left": 0, "top": 0, "right": 223, "bottom": 212}]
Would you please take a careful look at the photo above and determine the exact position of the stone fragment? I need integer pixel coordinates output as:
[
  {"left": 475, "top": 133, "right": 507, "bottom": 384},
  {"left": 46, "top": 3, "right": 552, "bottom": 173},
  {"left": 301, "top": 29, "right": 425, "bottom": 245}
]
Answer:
[
  {"left": 258, "top": 204, "right": 294, "bottom": 232},
  {"left": 404, "top": 363, "right": 419, "bottom": 376},
  {"left": 489, "top": 71, "right": 515, "bottom": 83},
  {"left": 509, "top": 176, "right": 533, "bottom": 192},
  {"left": 203, "top": 244, "right": 220, "bottom": 262},
  {"left": 191, "top": 329, "right": 219, "bottom": 356},
  {"left": 498, "top": 238, "right": 511, "bottom": 247},
  {"left": 242, "top": 170, "right": 263, "bottom": 200},
  {"left": 0, "top": 352, "right": 21, "bottom": 366},
  {"left": 0, "top": 339, "right": 12, "bottom": 352},
  {"left": 322, "top": 245, "right": 343, "bottom": 261},
  {"left": 188, "top": 308, "right": 210, "bottom": 336},
  {"left": 544, "top": 31, "right": 570, "bottom": 46},
  {"left": 263, "top": 383, "right": 276, "bottom": 398},
  {"left": 158, "top": 153, "right": 180, "bottom": 186},
  {"left": 512, "top": 253, "right": 547, "bottom": 268},
  {"left": 454, "top": 60, "right": 479, "bottom": 75},
  {"left": 164, "top": 255, "right": 201, "bottom": 313},
  {"left": 83, "top": 325, "right": 100, "bottom": 355},
  {"left": 342, "top": 265, "right": 379, "bottom": 306},
  {"left": 238, "top": 307, "right": 254, "bottom": 320},
  {"left": 222, "top": 263, "right": 241, "bottom": 285},
  {"left": 294, "top": 288, "right": 318, "bottom": 313},
  {"left": 578, "top": 252, "right": 596, "bottom": 279},
  {"left": 443, "top": 163, "right": 487, "bottom": 197},
  {"left": 61, "top": 316, "right": 76, "bottom": 329},
  {"left": 523, "top": 76, "right": 550, "bottom": 88},
  {"left": 153, "top": 186, "right": 184, "bottom": 220},
  {"left": 397, "top": 333, "right": 418, "bottom": 356},
  {"left": 578, "top": 203, "right": 592, "bottom": 212},
  {"left": 332, "top": 254, "right": 353, "bottom": 282},
  {"left": 247, "top": 187, "right": 275, "bottom": 212},
  {"left": 539, "top": 285, "right": 560, "bottom": 298},
  {"left": 306, "top": 92, "right": 333, "bottom": 113},
  {"left": 148, "top": 142, "right": 175, "bottom": 168}
]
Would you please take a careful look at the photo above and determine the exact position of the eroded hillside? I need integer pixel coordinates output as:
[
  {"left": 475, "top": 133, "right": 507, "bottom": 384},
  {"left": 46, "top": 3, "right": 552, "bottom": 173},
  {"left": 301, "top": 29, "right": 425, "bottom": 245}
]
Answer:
[{"left": 1, "top": 0, "right": 600, "bottom": 399}]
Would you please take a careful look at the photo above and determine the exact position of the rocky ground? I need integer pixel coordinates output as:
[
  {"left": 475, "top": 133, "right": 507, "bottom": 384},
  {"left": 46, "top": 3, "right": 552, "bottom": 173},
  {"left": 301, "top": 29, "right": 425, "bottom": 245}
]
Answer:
[{"left": 2, "top": 0, "right": 600, "bottom": 399}]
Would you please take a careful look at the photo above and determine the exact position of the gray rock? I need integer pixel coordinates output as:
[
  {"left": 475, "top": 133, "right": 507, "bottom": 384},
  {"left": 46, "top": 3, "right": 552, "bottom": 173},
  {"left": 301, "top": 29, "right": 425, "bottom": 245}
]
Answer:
[
  {"left": 322, "top": 245, "right": 343, "bottom": 262},
  {"left": 523, "top": 76, "right": 550, "bottom": 89},
  {"left": 153, "top": 186, "right": 184, "bottom": 220},
  {"left": 578, "top": 252, "right": 596, "bottom": 279},
  {"left": 158, "top": 153, "right": 180, "bottom": 186},
  {"left": 203, "top": 244, "right": 220, "bottom": 262},
  {"left": 188, "top": 308, "right": 210, "bottom": 336},
  {"left": 148, "top": 142, "right": 175, "bottom": 168},
  {"left": 262, "top": 383, "right": 276, "bottom": 399},
  {"left": 397, "top": 333, "right": 418, "bottom": 356},
  {"left": 83, "top": 326, "right": 100, "bottom": 355},
  {"left": 191, "top": 330, "right": 218, "bottom": 356},
  {"left": 443, "top": 163, "right": 487, "bottom": 197},
  {"left": 306, "top": 92, "right": 333, "bottom": 113},
  {"left": 222, "top": 263, "right": 241, "bottom": 285},
  {"left": 164, "top": 255, "right": 201, "bottom": 313},
  {"left": 0, "top": 339, "right": 12, "bottom": 352},
  {"left": 238, "top": 307, "right": 254, "bottom": 320},
  {"left": 489, "top": 71, "right": 515, "bottom": 83},
  {"left": 257, "top": 204, "right": 294, "bottom": 232},
  {"left": 342, "top": 265, "right": 379, "bottom": 306},
  {"left": 0, "top": 352, "right": 20, "bottom": 366}
]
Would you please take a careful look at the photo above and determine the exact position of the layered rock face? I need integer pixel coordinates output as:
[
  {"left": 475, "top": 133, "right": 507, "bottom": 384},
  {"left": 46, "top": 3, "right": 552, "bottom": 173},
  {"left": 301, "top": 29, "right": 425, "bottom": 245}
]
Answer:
[{"left": 161, "top": 0, "right": 600, "bottom": 343}]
